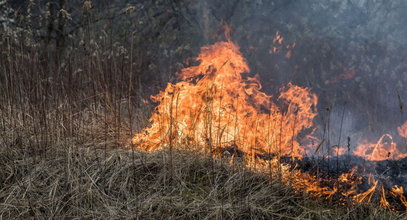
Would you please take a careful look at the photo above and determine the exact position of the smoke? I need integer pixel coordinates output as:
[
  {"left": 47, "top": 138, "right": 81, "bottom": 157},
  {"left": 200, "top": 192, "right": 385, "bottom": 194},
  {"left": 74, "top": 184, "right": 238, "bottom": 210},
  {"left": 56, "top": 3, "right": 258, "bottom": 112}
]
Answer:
[{"left": 191, "top": 0, "right": 407, "bottom": 151}]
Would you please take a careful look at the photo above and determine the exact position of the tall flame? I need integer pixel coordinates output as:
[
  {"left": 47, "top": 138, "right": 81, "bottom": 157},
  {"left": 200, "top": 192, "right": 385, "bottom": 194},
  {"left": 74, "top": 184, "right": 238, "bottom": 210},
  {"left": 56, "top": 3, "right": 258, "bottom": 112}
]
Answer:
[
  {"left": 133, "top": 41, "right": 317, "bottom": 158},
  {"left": 132, "top": 39, "right": 407, "bottom": 212}
]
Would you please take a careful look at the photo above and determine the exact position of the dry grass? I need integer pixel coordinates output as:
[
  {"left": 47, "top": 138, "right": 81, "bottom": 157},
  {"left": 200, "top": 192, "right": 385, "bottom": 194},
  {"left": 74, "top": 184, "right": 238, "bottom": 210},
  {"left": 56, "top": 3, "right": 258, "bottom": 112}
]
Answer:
[
  {"left": 0, "top": 3, "right": 405, "bottom": 218},
  {"left": 0, "top": 130, "right": 404, "bottom": 219}
]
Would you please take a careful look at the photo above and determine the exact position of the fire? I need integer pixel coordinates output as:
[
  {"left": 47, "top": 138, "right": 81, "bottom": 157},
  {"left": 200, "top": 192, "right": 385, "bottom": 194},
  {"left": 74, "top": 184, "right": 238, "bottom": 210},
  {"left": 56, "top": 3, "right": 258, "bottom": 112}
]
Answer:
[
  {"left": 353, "top": 180, "right": 378, "bottom": 204},
  {"left": 338, "top": 168, "right": 361, "bottom": 197},
  {"left": 398, "top": 121, "right": 407, "bottom": 138},
  {"left": 133, "top": 40, "right": 317, "bottom": 158},
  {"left": 325, "top": 67, "right": 357, "bottom": 84},
  {"left": 132, "top": 37, "right": 407, "bottom": 212},
  {"left": 380, "top": 186, "right": 391, "bottom": 209},
  {"left": 391, "top": 186, "right": 407, "bottom": 208},
  {"left": 354, "top": 134, "right": 407, "bottom": 161},
  {"left": 332, "top": 145, "right": 347, "bottom": 157}
]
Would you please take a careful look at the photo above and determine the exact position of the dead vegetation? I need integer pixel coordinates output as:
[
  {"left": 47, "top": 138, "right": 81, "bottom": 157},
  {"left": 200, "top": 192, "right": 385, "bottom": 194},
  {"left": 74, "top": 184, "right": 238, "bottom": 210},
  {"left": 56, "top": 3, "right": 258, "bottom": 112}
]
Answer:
[
  {"left": 0, "top": 104, "right": 403, "bottom": 219},
  {"left": 0, "top": 138, "right": 404, "bottom": 219},
  {"left": 0, "top": 1, "right": 406, "bottom": 219}
]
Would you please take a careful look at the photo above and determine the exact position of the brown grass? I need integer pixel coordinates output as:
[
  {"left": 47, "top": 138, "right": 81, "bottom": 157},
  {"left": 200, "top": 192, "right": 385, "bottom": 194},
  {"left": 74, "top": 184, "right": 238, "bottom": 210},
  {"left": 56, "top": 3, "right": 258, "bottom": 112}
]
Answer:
[
  {"left": 0, "top": 3, "right": 404, "bottom": 219},
  {"left": 0, "top": 121, "right": 404, "bottom": 219}
]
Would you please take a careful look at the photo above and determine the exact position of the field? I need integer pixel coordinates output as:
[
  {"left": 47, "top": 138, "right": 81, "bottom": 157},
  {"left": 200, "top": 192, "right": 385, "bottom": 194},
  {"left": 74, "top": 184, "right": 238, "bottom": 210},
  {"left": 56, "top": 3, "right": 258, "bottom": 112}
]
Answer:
[
  {"left": 1, "top": 1, "right": 407, "bottom": 219},
  {"left": 0, "top": 138, "right": 401, "bottom": 219}
]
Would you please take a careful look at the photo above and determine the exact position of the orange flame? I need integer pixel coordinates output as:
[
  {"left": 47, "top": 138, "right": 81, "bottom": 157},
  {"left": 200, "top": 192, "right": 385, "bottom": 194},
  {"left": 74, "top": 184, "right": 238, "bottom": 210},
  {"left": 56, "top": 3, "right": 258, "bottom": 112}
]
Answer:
[
  {"left": 391, "top": 186, "right": 407, "bottom": 209},
  {"left": 353, "top": 180, "right": 378, "bottom": 204},
  {"left": 132, "top": 38, "right": 407, "bottom": 212},
  {"left": 380, "top": 186, "right": 391, "bottom": 209},
  {"left": 325, "top": 67, "right": 356, "bottom": 84},
  {"left": 398, "top": 121, "right": 407, "bottom": 138},
  {"left": 354, "top": 134, "right": 407, "bottom": 161},
  {"left": 133, "top": 41, "right": 317, "bottom": 158}
]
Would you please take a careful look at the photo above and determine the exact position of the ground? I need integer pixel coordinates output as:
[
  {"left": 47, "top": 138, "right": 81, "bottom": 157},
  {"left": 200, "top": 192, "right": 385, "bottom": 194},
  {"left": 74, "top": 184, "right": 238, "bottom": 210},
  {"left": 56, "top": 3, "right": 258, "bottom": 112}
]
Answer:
[{"left": 0, "top": 141, "right": 402, "bottom": 219}]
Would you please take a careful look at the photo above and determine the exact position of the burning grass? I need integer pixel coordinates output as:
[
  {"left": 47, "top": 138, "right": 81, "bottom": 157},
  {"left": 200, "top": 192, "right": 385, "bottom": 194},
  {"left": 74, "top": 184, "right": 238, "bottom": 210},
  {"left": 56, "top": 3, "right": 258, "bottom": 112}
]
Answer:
[
  {"left": 1, "top": 6, "right": 406, "bottom": 216},
  {"left": 0, "top": 88, "right": 403, "bottom": 219},
  {"left": 0, "top": 140, "right": 403, "bottom": 219},
  {"left": 132, "top": 39, "right": 407, "bottom": 213}
]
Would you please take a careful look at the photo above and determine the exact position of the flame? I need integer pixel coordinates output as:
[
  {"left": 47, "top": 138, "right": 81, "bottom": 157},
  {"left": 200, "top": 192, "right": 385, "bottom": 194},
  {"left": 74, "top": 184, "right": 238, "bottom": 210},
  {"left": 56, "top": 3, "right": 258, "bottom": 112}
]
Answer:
[
  {"left": 132, "top": 38, "right": 407, "bottom": 212},
  {"left": 325, "top": 67, "right": 357, "bottom": 84},
  {"left": 398, "top": 121, "right": 407, "bottom": 138},
  {"left": 354, "top": 134, "right": 407, "bottom": 161},
  {"left": 332, "top": 145, "right": 347, "bottom": 157},
  {"left": 353, "top": 180, "right": 378, "bottom": 204},
  {"left": 133, "top": 40, "right": 317, "bottom": 158},
  {"left": 380, "top": 186, "right": 391, "bottom": 209},
  {"left": 391, "top": 186, "right": 407, "bottom": 209}
]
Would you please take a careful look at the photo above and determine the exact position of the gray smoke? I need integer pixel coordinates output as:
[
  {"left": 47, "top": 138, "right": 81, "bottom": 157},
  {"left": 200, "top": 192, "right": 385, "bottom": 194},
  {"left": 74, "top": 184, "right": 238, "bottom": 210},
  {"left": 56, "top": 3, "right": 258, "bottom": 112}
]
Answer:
[{"left": 193, "top": 0, "right": 407, "bottom": 152}]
